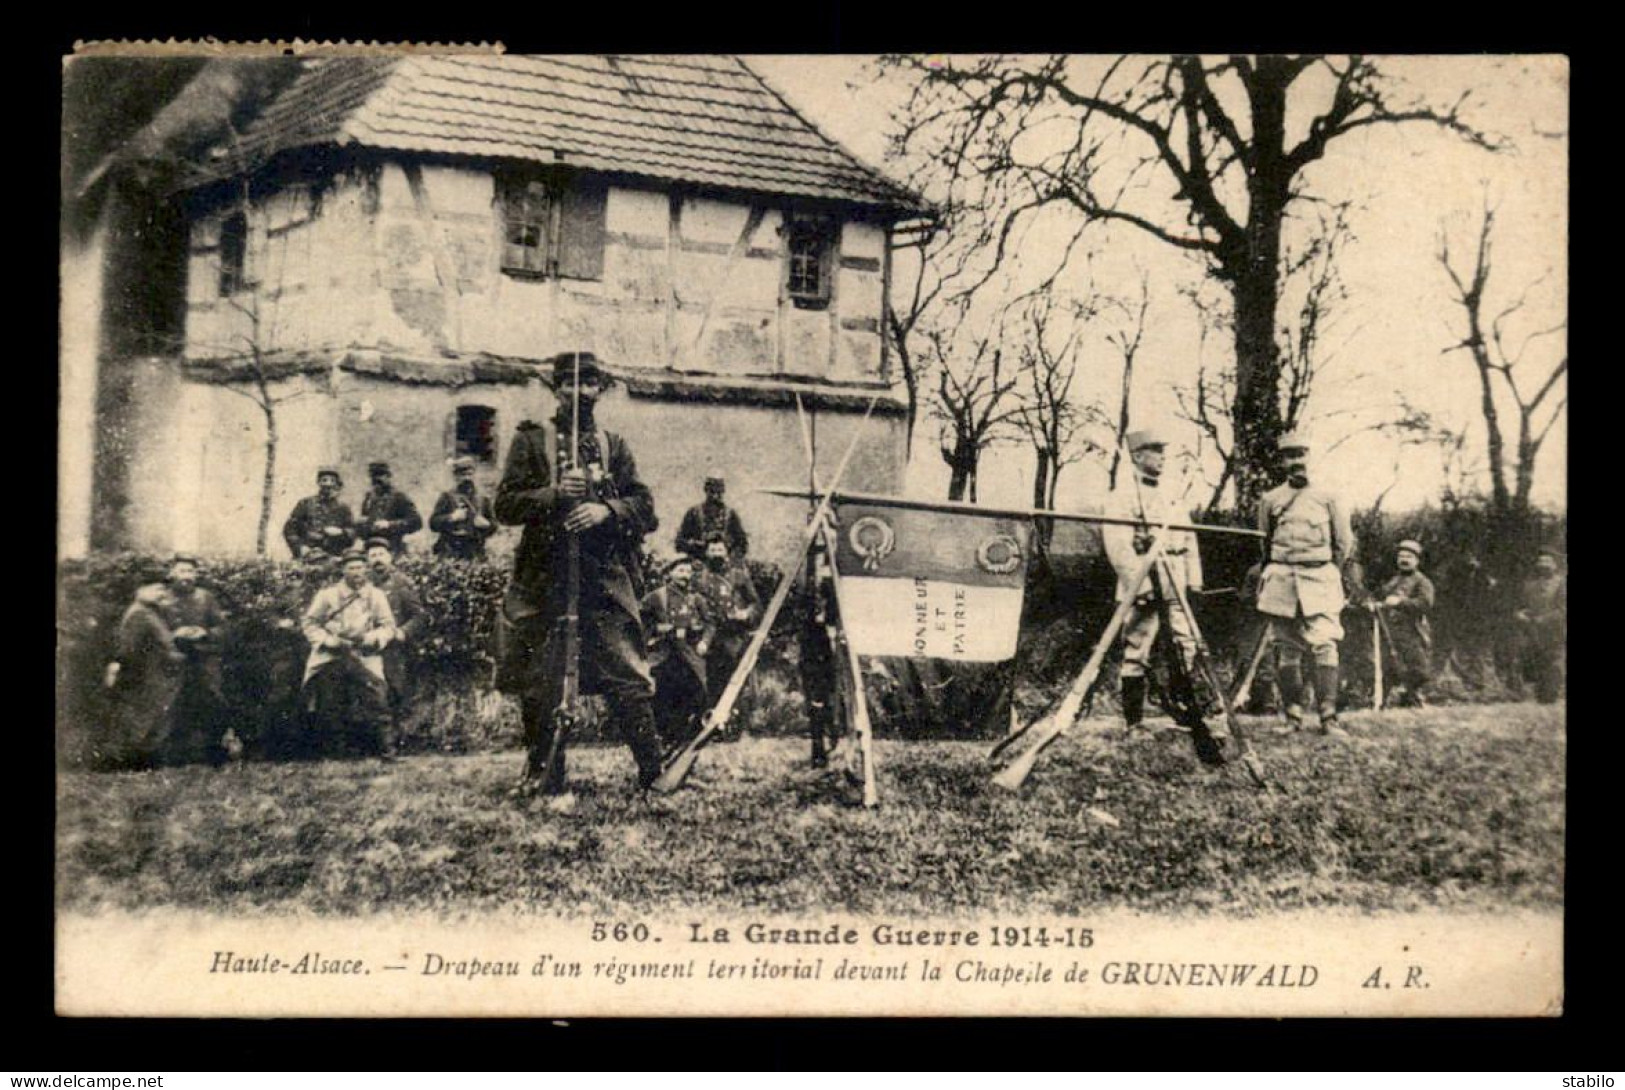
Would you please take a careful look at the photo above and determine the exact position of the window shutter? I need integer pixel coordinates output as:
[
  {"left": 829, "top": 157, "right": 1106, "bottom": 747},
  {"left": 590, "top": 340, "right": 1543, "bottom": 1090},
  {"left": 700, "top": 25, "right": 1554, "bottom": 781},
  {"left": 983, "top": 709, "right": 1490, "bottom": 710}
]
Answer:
[{"left": 557, "top": 178, "right": 608, "bottom": 280}]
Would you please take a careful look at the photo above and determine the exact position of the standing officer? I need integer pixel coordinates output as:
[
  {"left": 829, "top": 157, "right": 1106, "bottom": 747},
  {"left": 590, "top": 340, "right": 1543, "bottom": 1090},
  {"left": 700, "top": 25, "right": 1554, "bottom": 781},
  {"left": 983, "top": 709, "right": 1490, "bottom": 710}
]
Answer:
[
  {"left": 1515, "top": 546, "right": 1566, "bottom": 703},
  {"left": 641, "top": 555, "right": 713, "bottom": 750},
  {"left": 494, "top": 351, "right": 664, "bottom": 800},
  {"left": 1256, "top": 430, "right": 1355, "bottom": 735},
  {"left": 283, "top": 467, "right": 355, "bottom": 559},
  {"left": 1373, "top": 539, "right": 1435, "bottom": 707},
  {"left": 163, "top": 553, "right": 229, "bottom": 763},
  {"left": 300, "top": 548, "right": 397, "bottom": 759},
  {"left": 677, "top": 475, "right": 750, "bottom": 561},
  {"left": 358, "top": 462, "right": 424, "bottom": 555},
  {"left": 1101, "top": 426, "right": 1223, "bottom": 764},
  {"left": 430, "top": 456, "right": 498, "bottom": 560},
  {"left": 366, "top": 538, "right": 425, "bottom": 731}
]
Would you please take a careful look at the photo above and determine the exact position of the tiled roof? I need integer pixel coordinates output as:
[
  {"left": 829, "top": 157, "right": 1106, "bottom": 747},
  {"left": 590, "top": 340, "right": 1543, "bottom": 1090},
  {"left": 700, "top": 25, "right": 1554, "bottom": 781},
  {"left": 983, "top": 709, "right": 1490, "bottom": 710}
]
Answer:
[{"left": 183, "top": 55, "right": 924, "bottom": 214}]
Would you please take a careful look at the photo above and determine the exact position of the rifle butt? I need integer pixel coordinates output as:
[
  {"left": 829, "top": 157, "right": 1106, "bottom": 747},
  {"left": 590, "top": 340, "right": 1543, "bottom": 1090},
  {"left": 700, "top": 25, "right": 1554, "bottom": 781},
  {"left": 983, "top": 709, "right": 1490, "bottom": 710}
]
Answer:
[
  {"left": 650, "top": 746, "right": 697, "bottom": 794},
  {"left": 990, "top": 717, "right": 1061, "bottom": 791}
]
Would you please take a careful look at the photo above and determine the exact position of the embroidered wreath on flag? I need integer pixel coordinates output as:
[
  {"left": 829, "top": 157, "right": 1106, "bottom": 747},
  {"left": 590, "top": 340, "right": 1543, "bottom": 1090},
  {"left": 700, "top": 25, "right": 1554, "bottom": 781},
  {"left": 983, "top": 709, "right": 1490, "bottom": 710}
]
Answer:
[
  {"left": 976, "top": 533, "right": 1023, "bottom": 575},
  {"left": 848, "top": 515, "right": 896, "bottom": 572}
]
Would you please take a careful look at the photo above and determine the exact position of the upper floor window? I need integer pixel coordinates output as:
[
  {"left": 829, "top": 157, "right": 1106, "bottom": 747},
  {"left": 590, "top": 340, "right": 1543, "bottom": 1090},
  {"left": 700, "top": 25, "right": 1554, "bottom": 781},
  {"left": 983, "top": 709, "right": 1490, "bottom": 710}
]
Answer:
[
  {"left": 786, "top": 215, "right": 837, "bottom": 310},
  {"left": 497, "top": 170, "right": 607, "bottom": 281},
  {"left": 218, "top": 212, "right": 249, "bottom": 296}
]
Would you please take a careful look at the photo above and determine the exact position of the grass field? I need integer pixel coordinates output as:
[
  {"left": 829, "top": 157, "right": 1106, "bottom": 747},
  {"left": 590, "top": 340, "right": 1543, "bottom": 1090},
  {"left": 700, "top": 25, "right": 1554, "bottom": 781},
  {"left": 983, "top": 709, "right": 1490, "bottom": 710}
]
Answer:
[{"left": 56, "top": 702, "right": 1564, "bottom": 918}]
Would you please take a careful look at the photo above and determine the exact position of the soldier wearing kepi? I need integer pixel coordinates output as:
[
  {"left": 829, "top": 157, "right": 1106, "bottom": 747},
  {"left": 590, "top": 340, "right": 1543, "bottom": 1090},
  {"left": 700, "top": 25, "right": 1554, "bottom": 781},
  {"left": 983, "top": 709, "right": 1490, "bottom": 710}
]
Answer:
[
  {"left": 1373, "top": 539, "right": 1435, "bottom": 707},
  {"left": 358, "top": 462, "right": 424, "bottom": 556},
  {"left": 494, "top": 351, "right": 664, "bottom": 800},
  {"left": 695, "top": 534, "right": 762, "bottom": 734},
  {"left": 677, "top": 475, "right": 750, "bottom": 561},
  {"left": 366, "top": 538, "right": 425, "bottom": 728},
  {"left": 283, "top": 467, "right": 356, "bottom": 559},
  {"left": 1256, "top": 430, "right": 1355, "bottom": 736},
  {"left": 1102, "top": 426, "right": 1222, "bottom": 764},
  {"left": 300, "top": 548, "right": 397, "bottom": 759},
  {"left": 430, "top": 456, "right": 497, "bottom": 560},
  {"left": 163, "top": 553, "right": 230, "bottom": 763},
  {"left": 640, "top": 555, "right": 713, "bottom": 751}
]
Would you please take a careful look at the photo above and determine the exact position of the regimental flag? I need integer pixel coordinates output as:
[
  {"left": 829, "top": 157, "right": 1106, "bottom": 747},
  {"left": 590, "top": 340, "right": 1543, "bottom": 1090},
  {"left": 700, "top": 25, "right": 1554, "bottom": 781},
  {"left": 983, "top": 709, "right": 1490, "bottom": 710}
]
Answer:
[{"left": 831, "top": 501, "right": 1031, "bottom": 662}]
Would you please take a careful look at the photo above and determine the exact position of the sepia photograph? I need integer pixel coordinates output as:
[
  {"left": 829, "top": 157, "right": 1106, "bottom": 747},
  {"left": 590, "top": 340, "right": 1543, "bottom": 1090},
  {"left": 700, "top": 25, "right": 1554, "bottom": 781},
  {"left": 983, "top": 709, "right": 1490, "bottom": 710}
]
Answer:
[{"left": 57, "top": 47, "right": 1566, "bottom": 1018}]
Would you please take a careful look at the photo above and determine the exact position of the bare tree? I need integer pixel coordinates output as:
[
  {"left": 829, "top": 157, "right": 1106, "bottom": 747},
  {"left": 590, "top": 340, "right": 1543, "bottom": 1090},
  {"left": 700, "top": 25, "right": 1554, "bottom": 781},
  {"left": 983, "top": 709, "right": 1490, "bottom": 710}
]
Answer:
[
  {"left": 883, "top": 54, "right": 1499, "bottom": 512},
  {"left": 927, "top": 311, "right": 1023, "bottom": 502},
  {"left": 886, "top": 212, "right": 977, "bottom": 457},
  {"left": 1012, "top": 295, "right": 1106, "bottom": 513},
  {"left": 1104, "top": 270, "right": 1150, "bottom": 488},
  {"left": 1173, "top": 206, "right": 1355, "bottom": 513},
  {"left": 194, "top": 163, "right": 310, "bottom": 556},
  {"left": 1439, "top": 203, "right": 1567, "bottom": 515}
]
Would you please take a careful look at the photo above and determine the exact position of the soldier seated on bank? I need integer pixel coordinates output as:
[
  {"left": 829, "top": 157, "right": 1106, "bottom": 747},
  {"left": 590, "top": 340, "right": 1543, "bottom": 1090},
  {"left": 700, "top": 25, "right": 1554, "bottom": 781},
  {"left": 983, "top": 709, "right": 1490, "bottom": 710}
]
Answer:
[{"left": 299, "top": 548, "right": 398, "bottom": 761}]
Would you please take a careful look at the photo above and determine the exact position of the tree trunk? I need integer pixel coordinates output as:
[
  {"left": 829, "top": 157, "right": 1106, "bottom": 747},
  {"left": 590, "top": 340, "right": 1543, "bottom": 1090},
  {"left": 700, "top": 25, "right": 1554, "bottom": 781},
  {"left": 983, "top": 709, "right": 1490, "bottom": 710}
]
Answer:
[
  {"left": 1514, "top": 416, "right": 1535, "bottom": 513},
  {"left": 257, "top": 399, "right": 277, "bottom": 557},
  {"left": 944, "top": 436, "right": 977, "bottom": 502},
  {"left": 1227, "top": 63, "right": 1293, "bottom": 516},
  {"left": 1475, "top": 355, "right": 1511, "bottom": 515},
  {"left": 1032, "top": 448, "right": 1051, "bottom": 509}
]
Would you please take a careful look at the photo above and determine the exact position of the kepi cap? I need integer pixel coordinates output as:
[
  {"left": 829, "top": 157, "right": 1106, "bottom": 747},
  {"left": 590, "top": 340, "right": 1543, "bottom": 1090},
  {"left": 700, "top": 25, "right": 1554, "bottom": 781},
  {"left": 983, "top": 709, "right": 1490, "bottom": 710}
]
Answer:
[
  {"left": 368, "top": 461, "right": 392, "bottom": 478},
  {"left": 1396, "top": 539, "right": 1423, "bottom": 557},
  {"left": 1125, "top": 426, "right": 1168, "bottom": 452},
  {"left": 450, "top": 455, "right": 477, "bottom": 473},
  {"left": 548, "top": 351, "right": 612, "bottom": 387},
  {"left": 1278, "top": 430, "right": 1312, "bottom": 453},
  {"left": 316, "top": 466, "right": 343, "bottom": 485},
  {"left": 364, "top": 537, "right": 392, "bottom": 552}
]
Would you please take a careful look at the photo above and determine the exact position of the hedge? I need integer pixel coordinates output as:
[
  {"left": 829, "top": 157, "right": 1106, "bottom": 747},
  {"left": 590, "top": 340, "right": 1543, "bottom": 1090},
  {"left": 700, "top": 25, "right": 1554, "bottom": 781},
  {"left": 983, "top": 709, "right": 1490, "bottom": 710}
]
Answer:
[{"left": 57, "top": 500, "right": 1563, "bottom": 766}]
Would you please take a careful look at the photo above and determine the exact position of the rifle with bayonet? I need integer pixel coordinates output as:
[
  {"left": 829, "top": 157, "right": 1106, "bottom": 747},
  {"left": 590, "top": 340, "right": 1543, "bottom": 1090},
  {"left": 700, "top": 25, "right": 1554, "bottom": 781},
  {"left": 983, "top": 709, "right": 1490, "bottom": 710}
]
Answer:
[
  {"left": 542, "top": 353, "right": 587, "bottom": 790},
  {"left": 651, "top": 397, "right": 878, "bottom": 795}
]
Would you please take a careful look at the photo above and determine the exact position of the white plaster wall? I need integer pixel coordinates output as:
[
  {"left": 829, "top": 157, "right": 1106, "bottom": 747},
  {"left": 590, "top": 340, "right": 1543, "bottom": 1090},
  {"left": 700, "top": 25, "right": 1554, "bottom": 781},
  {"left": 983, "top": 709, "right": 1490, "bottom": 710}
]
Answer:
[{"left": 59, "top": 217, "right": 105, "bottom": 559}]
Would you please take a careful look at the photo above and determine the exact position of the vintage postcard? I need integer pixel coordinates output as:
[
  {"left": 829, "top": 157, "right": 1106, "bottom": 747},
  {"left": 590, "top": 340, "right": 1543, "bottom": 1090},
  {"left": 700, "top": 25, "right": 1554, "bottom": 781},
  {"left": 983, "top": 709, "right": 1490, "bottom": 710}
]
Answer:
[{"left": 58, "top": 46, "right": 1566, "bottom": 1017}]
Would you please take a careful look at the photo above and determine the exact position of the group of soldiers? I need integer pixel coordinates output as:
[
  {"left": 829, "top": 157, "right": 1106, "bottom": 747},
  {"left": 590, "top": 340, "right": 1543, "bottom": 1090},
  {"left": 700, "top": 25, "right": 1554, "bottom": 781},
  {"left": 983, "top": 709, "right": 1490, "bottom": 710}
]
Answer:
[
  {"left": 1106, "top": 426, "right": 1567, "bottom": 747},
  {"left": 282, "top": 457, "right": 499, "bottom": 563},
  {"left": 98, "top": 350, "right": 1565, "bottom": 797}
]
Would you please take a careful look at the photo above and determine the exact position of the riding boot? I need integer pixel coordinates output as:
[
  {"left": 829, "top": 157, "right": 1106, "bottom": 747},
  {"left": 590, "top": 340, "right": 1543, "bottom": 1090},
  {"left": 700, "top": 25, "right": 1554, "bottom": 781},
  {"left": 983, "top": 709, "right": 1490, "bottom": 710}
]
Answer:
[
  {"left": 1120, "top": 675, "right": 1147, "bottom": 730},
  {"left": 612, "top": 696, "right": 665, "bottom": 791},
  {"left": 1314, "top": 664, "right": 1346, "bottom": 735},
  {"left": 1170, "top": 668, "right": 1226, "bottom": 766}
]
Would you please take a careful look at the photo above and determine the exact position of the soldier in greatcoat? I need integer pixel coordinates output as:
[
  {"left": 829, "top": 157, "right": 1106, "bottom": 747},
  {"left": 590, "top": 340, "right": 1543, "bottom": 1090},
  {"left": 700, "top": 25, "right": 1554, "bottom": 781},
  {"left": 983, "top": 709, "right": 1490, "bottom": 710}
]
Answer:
[
  {"left": 1373, "top": 539, "right": 1436, "bottom": 707},
  {"left": 1515, "top": 546, "right": 1566, "bottom": 703},
  {"left": 102, "top": 584, "right": 184, "bottom": 769},
  {"left": 283, "top": 467, "right": 356, "bottom": 559},
  {"left": 358, "top": 461, "right": 424, "bottom": 555},
  {"left": 162, "top": 554, "right": 230, "bottom": 764},
  {"left": 1101, "top": 426, "right": 1224, "bottom": 765},
  {"left": 494, "top": 352, "right": 663, "bottom": 800},
  {"left": 1256, "top": 430, "right": 1355, "bottom": 735}
]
